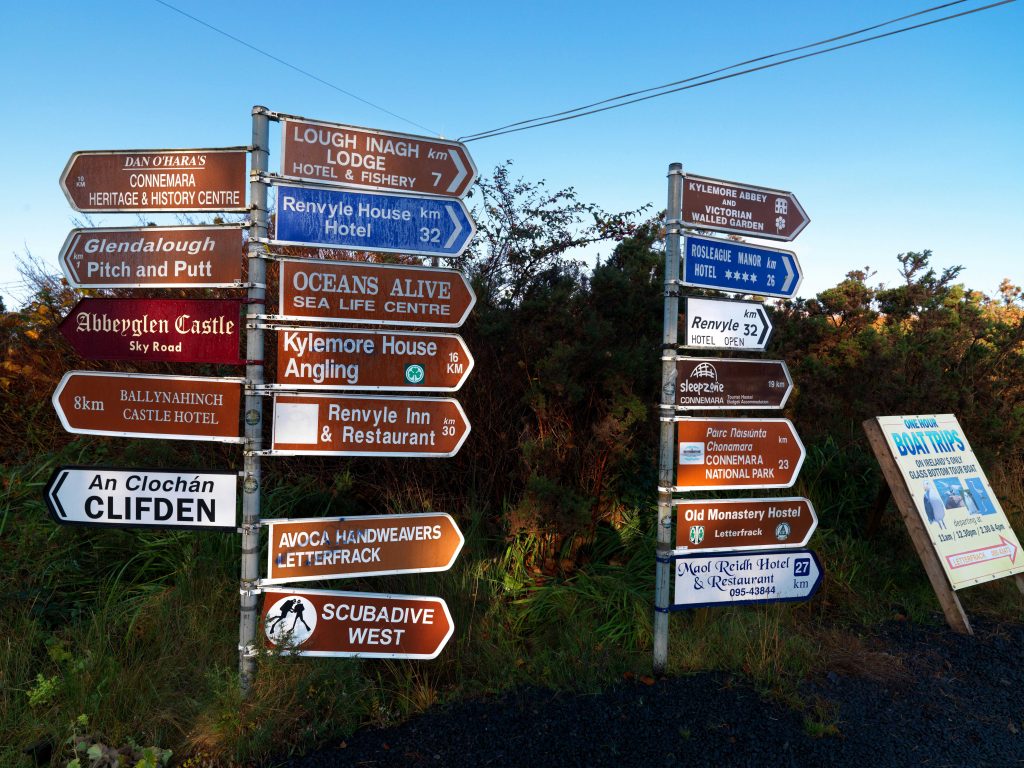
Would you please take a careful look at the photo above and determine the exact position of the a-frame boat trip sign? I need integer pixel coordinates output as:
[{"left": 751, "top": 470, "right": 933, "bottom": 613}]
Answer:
[
  {"left": 673, "top": 357, "right": 792, "bottom": 410},
  {"left": 672, "top": 549, "right": 823, "bottom": 609},
  {"left": 270, "top": 326, "right": 473, "bottom": 391},
  {"left": 59, "top": 225, "right": 245, "bottom": 289},
  {"left": 52, "top": 371, "right": 243, "bottom": 443},
  {"left": 262, "top": 512, "right": 465, "bottom": 584},
  {"left": 273, "top": 184, "right": 475, "bottom": 257},
  {"left": 60, "top": 148, "right": 248, "bottom": 213},
  {"left": 44, "top": 466, "right": 238, "bottom": 531},
  {"left": 682, "top": 235, "right": 802, "bottom": 299},
  {"left": 674, "top": 417, "right": 805, "bottom": 491},
  {"left": 683, "top": 296, "right": 773, "bottom": 351},
  {"left": 277, "top": 259, "right": 476, "bottom": 328},
  {"left": 682, "top": 174, "right": 809, "bottom": 242},
  {"left": 280, "top": 116, "right": 477, "bottom": 197},
  {"left": 261, "top": 587, "right": 454, "bottom": 659},
  {"left": 674, "top": 497, "right": 817, "bottom": 553},
  {"left": 269, "top": 393, "right": 470, "bottom": 457}
]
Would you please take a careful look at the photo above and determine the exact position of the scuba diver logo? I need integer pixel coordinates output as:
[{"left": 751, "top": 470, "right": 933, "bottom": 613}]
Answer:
[{"left": 264, "top": 594, "right": 317, "bottom": 647}]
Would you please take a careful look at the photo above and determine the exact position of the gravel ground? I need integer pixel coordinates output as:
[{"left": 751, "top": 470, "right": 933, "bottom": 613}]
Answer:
[{"left": 278, "top": 618, "right": 1024, "bottom": 767}]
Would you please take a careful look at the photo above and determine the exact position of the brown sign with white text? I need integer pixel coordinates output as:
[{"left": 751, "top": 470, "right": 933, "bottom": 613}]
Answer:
[
  {"left": 270, "top": 394, "right": 469, "bottom": 457},
  {"left": 261, "top": 588, "right": 454, "bottom": 659},
  {"left": 676, "top": 418, "right": 805, "bottom": 491},
  {"left": 682, "top": 174, "right": 809, "bottom": 242},
  {"left": 52, "top": 371, "right": 242, "bottom": 443},
  {"left": 59, "top": 226, "right": 244, "bottom": 288},
  {"left": 675, "top": 357, "right": 792, "bottom": 410},
  {"left": 275, "top": 327, "right": 473, "bottom": 391},
  {"left": 674, "top": 497, "right": 817, "bottom": 552},
  {"left": 264, "top": 513, "right": 465, "bottom": 584},
  {"left": 281, "top": 117, "right": 477, "bottom": 197},
  {"left": 278, "top": 259, "right": 475, "bottom": 327},
  {"left": 60, "top": 148, "right": 247, "bottom": 213}
]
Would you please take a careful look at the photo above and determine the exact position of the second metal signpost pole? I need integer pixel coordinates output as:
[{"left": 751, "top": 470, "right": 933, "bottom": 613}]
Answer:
[
  {"left": 654, "top": 163, "right": 683, "bottom": 674},
  {"left": 239, "top": 106, "right": 270, "bottom": 696}
]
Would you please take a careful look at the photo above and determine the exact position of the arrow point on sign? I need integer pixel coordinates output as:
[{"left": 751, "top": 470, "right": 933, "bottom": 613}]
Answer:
[
  {"left": 1002, "top": 536, "right": 1017, "bottom": 563},
  {"left": 756, "top": 307, "right": 770, "bottom": 346},
  {"left": 781, "top": 256, "right": 795, "bottom": 293},
  {"left": 444, "top": 204, "right": 463, "bottom": 250},
  {"left": 447, "top": 151, "right": 467, "bottom": 194}
]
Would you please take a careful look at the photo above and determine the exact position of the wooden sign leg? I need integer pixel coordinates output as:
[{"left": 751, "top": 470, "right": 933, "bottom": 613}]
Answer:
[
  {"left": 1014, "top": 574, "right": 1024, "bottom": 597},
  {"left": 862, "top": 419, "right": 973, "bottom": 635}
]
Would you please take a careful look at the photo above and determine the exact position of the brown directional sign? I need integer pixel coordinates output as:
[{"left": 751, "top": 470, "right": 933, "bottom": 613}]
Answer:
[
  {"left": 281, "top": 116, "right": 477, "bottom": 197},
  {"left": 682, "top": 174, "right": 809, "bottom": 242},
  {"left": 60, "top": 148, "right": 248, "bottom": 213},
  {"left": 59, "top": 298, "right": 242, "bottom": 364},
  {"left": 674, "top": 497, "right": 818, "bottom": 552},
  {"left": 674, "top": 357, "right": 792, "bottom": 410},
  {"left": 52, "top": 371, "right": 243, "bottom": 443},
  {"left": 270, "top": 394, "right": 470, "bottom": 457},
  {"left": 263, "top": 512, "right": 465, "bottom": 584},
  {"left": 675, "top": 418, "right": 805, "bottom": 491},
  {"left": 59, "top": 225, "right": 244, "bottom": 288},
  {"left": 278, "top": 259, "right": 476, "bottom": 328},
  {"left": 261, "top": 587, "right": 454, "bottom": 659},
  {"left": 273, "top": 326, "right": 473, "bottom": 391}
]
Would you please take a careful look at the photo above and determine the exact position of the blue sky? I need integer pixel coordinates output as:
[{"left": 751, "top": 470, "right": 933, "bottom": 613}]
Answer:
[{"left": 1, "top": 1, "right": 1021, "bottom": 307}]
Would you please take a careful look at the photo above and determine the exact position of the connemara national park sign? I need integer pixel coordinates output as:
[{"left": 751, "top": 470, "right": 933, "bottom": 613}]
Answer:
[{"left": 675, "top": 418, "right": 805, "bottom": 491}]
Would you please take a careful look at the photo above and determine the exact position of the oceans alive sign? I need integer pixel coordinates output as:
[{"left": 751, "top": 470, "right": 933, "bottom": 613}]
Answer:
[{"left": 877, "top": 414, "right": 1024, "bottom": 589}]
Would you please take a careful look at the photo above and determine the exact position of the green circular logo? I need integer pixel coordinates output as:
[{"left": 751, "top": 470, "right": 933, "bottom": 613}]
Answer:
[{"left": 405, "top": 364, "right": 426, "bottom": 385}]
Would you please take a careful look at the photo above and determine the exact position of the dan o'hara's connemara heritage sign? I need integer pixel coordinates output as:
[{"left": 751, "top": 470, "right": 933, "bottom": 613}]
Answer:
[{"left": 60, "top": 148, "right": 248, "bottom": 213}]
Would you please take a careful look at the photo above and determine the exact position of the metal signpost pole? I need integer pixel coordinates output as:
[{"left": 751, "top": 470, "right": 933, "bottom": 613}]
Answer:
[
  {"left": 239, "top": 106, "right": 270, "bottom": 695},
  {"left": 654, "top": 163, "right": 683, "bottom": 674}
]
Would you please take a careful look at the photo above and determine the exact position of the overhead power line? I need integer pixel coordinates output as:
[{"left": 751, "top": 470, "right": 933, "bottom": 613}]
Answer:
[
  {"left": 150, "top": 0, "right": 438, "bottom": 135},
  {"left": 459, "top": 0, "right": 1016, "bottom": 142}
]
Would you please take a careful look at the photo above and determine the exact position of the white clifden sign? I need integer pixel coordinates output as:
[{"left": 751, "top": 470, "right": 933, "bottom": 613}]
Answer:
[
  {"left": 876, "top": 414, "right": 1024, "bottom": 589},
  {"left": 44, "top": 466, "right": 238, "bottom": 530}
]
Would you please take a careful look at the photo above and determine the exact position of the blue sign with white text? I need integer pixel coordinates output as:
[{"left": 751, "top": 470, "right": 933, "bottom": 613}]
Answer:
[
  {"left": 682, "top": 235, "right": 802, "bottom": 299},
  {"left": 275, "top": 185, "right": 475, "bottom": 257}
]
